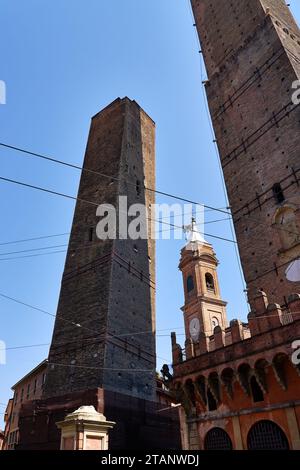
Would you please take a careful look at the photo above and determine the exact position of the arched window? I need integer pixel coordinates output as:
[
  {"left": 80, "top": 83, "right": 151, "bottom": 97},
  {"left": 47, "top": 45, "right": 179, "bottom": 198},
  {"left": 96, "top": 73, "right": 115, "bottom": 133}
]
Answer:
[
  {"left": 207, "top": 388, "right": 217, "bottom": 411},
  {"left": 185, "top": 380, "right": 196, "bottom": 407},
  {"left": 205, "top": 273, "right": 215, "bottom": 291},
  {"left": 247, "top": 420, "right": 289, "bottom": 450},
  {"left": 187, "top": 275, "right": 194, "bottom": 293},
  {"left": 250, "top": 376, "right": 264, "bottom": 403},
  {"left": 204, "top": 428, "right": 233, "bottom": 450},
  {"left": 195, "top": 376, "right": 207, "bottom": 405}
]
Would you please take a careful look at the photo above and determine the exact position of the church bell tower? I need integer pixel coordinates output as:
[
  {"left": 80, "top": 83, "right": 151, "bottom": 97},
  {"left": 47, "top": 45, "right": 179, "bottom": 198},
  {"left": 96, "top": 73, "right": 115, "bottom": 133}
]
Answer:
[{"left": 180, "top": 219, "right": 227, "bottom": 340}]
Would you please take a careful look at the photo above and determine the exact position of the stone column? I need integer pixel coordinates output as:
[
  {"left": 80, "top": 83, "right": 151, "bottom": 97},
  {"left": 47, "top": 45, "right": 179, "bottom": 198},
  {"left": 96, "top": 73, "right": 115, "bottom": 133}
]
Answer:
[
  {"left": 232, "top": 416, "right": 244, "bottom": 450},
  {"left": 188, "top": 420, "right": 200, "bottom": 450},
  {"left": 179, "top": 405, "right": 189, "bottom": 450},
  {"left": 285, "top": 407, "right": 300, "bottom": 450},
  {"left": 56, "top": 406, "right": 115, "bottom": 450}
]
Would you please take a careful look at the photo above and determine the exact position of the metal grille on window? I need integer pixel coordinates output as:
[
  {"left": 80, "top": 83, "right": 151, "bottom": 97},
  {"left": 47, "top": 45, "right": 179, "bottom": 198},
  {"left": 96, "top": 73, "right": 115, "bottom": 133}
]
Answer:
[
  {"left": 204, "top": 428, "right": 232, "bottom": 450},
  {"left": 247, "top": 420, "right": 289, "bottom": 450}
]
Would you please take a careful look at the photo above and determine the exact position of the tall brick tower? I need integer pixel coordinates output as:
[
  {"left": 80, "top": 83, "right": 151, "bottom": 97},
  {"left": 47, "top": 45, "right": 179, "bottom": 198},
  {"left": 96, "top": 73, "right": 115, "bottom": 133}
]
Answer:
[
  {"left": 191, "top": 0, "right": 300, "bottom": 308},
  {"left": 44, "top": 97, "right": 156, "bottom": 401},
  {"left": 18, "top": 99, "right": 181, "bottom": 450}
]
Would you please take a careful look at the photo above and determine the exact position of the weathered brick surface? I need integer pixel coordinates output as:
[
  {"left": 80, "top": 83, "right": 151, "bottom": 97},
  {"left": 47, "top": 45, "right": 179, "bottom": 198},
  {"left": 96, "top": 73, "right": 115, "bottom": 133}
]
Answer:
[
  {"left": 174, "top": 318, "right": 300, "bottom": 378},
  {"left": 43, "top": 98, "right": 156, "bottom": 401},
  {"left": 191, "top": 0, "right": 300, "bottom": 308},
  {"left": 17, "top": 388, "right": 181, "bottom": 450},
  {"left": 172, "top": 302, "right": 300, "bottom": 449}
]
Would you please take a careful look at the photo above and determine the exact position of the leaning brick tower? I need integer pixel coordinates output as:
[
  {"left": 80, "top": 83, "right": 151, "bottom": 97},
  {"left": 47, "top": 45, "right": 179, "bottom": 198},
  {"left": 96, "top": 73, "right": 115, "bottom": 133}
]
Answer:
[
  {"left": 18, "top": 99, "right": 181, "bottom": 451},
  {"left": 191, "top": 0, "right": 300, "bottom": 308},
  {"left": 43, "top": 97, "right": 156, "bottom": 401}
]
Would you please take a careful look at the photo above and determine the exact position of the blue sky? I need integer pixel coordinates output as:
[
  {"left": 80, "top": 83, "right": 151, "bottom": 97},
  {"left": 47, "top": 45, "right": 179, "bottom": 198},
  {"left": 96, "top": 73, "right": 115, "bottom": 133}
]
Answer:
[{"left": 0, "top": 0, "right": 299, "bottom": 425}]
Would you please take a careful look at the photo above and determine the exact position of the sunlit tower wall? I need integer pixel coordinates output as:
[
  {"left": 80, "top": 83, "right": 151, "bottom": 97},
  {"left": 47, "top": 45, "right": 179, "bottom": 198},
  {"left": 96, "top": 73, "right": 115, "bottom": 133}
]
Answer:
[
  {"left": 43, "top": 97, "right": 156, "bottom": 401},
  {"left": 191, "top": 0, "right": 300, "bottom": 308}
]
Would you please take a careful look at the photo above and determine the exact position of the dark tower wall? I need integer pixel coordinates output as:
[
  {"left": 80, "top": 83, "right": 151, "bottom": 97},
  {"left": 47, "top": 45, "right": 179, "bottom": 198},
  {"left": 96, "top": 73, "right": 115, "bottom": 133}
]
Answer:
[
  {"left": 43, "top": 97, "right": 156, "bottom": 401},
  {"left": 191, "top": 0, "right": 300, "bottom": 308}
]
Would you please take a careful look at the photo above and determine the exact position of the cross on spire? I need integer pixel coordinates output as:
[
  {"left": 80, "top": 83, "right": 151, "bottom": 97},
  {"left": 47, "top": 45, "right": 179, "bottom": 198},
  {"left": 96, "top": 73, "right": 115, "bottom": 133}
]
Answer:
[{"left": 184, "top": 217, "right": 205, "bottom": 249}]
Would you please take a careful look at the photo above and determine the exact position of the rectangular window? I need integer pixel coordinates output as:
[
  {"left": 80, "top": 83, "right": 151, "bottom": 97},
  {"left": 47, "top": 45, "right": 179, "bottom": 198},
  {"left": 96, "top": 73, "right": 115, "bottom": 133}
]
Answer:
[{"left": 272, "top": 183, "right": 285, "bottom": 204}]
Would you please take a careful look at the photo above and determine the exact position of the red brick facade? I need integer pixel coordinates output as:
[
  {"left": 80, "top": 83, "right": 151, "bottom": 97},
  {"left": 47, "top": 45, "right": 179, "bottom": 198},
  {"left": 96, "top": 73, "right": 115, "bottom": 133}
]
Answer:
[
  {"left": 43, "top": 97, "right": 156, "bottom": 401},
  {"left": 171, "top": 239, "right": 300, "bottom": 449},
  {"left": 2, "top": 361, "right": 47, "bottom": 450},
  {"left": 191, "top": 0, "right": 300, "bottom": 309},
  {"left": 169, "top": 1, "right": 300, "bottom": 450},
  {"left": 15, "top": 98, "right": 180, "bottom": 450}
]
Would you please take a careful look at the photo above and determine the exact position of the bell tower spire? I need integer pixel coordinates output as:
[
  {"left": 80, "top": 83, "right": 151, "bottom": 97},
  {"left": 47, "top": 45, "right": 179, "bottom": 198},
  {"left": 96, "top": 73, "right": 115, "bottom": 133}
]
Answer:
[{"left": 180, "top": 220, "right": 228, "bottom": 340}]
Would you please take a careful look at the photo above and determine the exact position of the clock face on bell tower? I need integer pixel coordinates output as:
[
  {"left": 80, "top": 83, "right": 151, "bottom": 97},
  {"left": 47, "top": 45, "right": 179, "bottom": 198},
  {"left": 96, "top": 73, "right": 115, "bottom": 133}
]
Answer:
[{"left": 189, "top": 317, "right": 200, "bottom": 341}]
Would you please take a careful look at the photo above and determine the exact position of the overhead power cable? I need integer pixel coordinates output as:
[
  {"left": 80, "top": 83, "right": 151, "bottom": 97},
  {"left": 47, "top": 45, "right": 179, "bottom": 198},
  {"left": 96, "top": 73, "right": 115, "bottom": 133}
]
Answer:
[
  {"left": 0, "top": 141, "right": 231, "bottom": 216},
  {"left": 0, "top": 175, "right": 237, "bottom": 244},
  {"left": 0, "top": 244, "right": 68, "bottom": 257},
  {"left": 0, "top": 249, "right": 67, "bottom": 261},
  {"left": 0, "top": 291, "right": 172, "bottom": 362},
  {"left": 0, "top": 290, "right": 184, "bottom": 339},
  {"left": 3, "top": 143, "right": 297, "bottom": 243},
  {"left": 48, "top": 363, "right": 155, "bottom": 372},
  {"left": 1, "top": 308, "right": 299, "bottom": 355},
  {"left": 0, "top": 232, "right": 70, "bottom": 247},
  {"left": 0, "top": 216, "right": 232, "bottom": 250},
  {"left": 0, "top": 292, "right": 97, "bottom": 334}
]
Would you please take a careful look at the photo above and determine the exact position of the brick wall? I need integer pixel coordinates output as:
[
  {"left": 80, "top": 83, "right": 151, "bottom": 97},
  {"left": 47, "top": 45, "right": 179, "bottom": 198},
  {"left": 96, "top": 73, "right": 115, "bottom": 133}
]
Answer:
[
  {"left": 191, "top": 0, "right": 300, "bottom": 309},
  {"left": 43, "top": 98, "right": 156, "bottom": 401},
  {"left": 17, "top": 388, "right": 181, "bottom": 450}
]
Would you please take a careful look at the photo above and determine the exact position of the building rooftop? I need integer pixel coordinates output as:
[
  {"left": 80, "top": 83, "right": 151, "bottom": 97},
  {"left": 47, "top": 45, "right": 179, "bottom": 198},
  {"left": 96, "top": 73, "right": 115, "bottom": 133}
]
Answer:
[{"left": 11, "top": 359, "right": 47, "bottom": 390}]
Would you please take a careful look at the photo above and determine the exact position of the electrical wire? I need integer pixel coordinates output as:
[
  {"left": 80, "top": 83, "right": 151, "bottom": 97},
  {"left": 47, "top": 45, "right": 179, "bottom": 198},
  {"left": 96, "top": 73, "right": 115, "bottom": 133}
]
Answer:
[
  {"left": 0, "top": 249, "right": 67, "bottom": 262},
  {"left": 247, "top": 255, "right": 300, "bottom": 285},
  {"left": 0, "top": 174, "right": 237, "bottom": 244},
  {"left": 1, "top": 309, "right": 299, "bottom": 355},
  {"left": 48, "top": 362, "right": 155, "bottom": 372},
  {"left": 0, "top": 244, "right": 68, "bottom": 257},
  {"left": 0, "top": 292, "right": 97, "bottom": 334},
  {"left": 0, "top": 142, "right": 231, "bottom": 217},
  {"left": 0, "top": 289, "right": 184, "bottom": 339},
  {"left": 0, "top": 290, "right": 176, "bottom": 362},
  {"left": 1, "top": 7, "right": 299, "bottom": 378},
  {"left": 0, "top": 250, "right": 67, "bottom": 261},
  {"left": 0, "top": 232, "right": 70, "bottom": 247}
]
